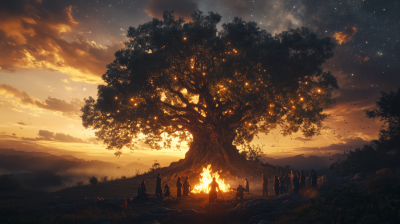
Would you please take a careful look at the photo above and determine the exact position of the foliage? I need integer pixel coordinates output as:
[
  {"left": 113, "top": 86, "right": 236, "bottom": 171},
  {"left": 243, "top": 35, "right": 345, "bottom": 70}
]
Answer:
[
  {"left": 101, "top": 176, "right": 108, "bottom": 182},
  {"left": 332, "top": 144, "right": 400, "bottom": 176},
  {"left": 81, "top": 10, "right": 338, "bottom": 157},
  {"left": 76, "top": 181, "right": 83, "bottom": 187},
  {"left": 152, "top": 160, "right": 160, "bottom": 169},
  {"left": 240, "top": 144, "right": 264, "bottom": 162},
  {"left": 295, "top": 178, "right": 400, "bottom": 224},
  {"left": 0, "top": 174, "right": 25, "bottom": 191},
  {"left": 366, "top": 87, "right": 400, "bottom": 153},
  {"left": 135, "top": 169, "right": 140, "bottom": 177},
  {"left": 89, "top": 176, "right": 98, "bottom": 185}
]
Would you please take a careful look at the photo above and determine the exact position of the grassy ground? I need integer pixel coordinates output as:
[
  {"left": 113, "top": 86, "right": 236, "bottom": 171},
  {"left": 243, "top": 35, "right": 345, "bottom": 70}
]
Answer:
[{"left": 0, "top": 169, "right": 279, "bottom": 224}]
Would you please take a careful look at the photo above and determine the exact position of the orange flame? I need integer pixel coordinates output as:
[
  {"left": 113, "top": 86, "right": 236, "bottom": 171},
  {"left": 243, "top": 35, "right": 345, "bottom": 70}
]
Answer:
[{"left": 192, "top": 164, "right": 231, "bottom": 193}]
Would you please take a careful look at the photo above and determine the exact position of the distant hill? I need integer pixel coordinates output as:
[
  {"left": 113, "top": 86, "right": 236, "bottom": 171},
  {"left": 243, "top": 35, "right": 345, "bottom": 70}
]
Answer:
[
  {"left": 261, "top": 153, "right": 348, "bottom": 170},
  {"left": 0, "top": 148, "right": 150, "bottom": 177}
]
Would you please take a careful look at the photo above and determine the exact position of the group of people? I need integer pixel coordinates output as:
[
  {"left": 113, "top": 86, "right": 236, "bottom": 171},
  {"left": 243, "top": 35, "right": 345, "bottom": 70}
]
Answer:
[
  {"left": 136, "top": 170, "right": 319, "bottom": 202},
  {"left": 272, "top": 170, "right": 318, "bottom": 196},
  {"left": 136, "top": 173, "right": 192, "bottom": 200}
]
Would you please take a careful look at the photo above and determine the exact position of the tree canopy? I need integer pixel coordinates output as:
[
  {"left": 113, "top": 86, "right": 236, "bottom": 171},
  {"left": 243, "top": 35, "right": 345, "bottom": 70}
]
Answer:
[
  {"left": 366, "top": 87, "right": 400, "bottom": 153},
  {"left": 81, "top": 11, "right": 338, "bottom": 162}
]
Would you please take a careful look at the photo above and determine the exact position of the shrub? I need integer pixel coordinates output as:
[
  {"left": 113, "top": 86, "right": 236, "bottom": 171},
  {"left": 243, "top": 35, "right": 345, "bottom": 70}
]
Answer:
[
  {"left": 365, "top": 173, "right": 395, "bottom": 191},
  {"left": 121, "top": 175, "right": 126, "bottom": 179},
  {"left": 135, "top": 169, "right": 140, "bottom": 177},
  {"left": 295, "top": 179, "right": 400, "bottom": 224},
  {"left": 89, "top": 176, "right": 98, "bottom": 185},
  {"left": 101, "top": 176, "right": 108, "bottom": 182},
  {"left": 333, "top": 144, "right": 400, "bottom": 176},
  {"left": 76, "top": 181, "right": 83, "bottom": 187},
  {"left": 0, "top": 174, "right": 25, "bottom": 191}
]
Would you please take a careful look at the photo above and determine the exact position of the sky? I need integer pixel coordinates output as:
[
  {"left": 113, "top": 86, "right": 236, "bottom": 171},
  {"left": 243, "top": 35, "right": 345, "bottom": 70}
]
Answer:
[{"left": 0, "top": 0, "right": 399, "bottom": 167}]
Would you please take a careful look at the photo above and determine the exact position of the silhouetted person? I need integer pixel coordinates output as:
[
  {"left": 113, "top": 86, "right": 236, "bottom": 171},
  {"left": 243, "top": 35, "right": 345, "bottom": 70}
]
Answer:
[
  {"left": 208, "top": 177, "right": 220, "bottom": 203},
  {"left": 155, "top": 173, "right": 163, "bottom": 199},
  {"left": 136, "top": 179, "right": 149, "bottom": 199},
  {"left": 292, "top": 172, "right": 299, "bottom": 193},
  {"left": 236, "top": 184, "right": 245, "bottom": 200},
  {"left": 279, "top": 176, "right": 286, "bottom": 194},
  {"left": 262, "top": 174, "right": 268, "bottom": 196},
  {"left": 176, "top": 177, "right": 182, "bottom": 198},
  {"left": 164, "top": 183, "right": 171, "bottom": 197},
  {"left": 183, "top": 176, "right": 191, "bottom": 196},
  {"left": 140, "top": 179, "right": 147, "bottom": 195},
  {"left": 273, "top": 176, "right": 279, "bottom": 197},
  {"left": 311, "top": 169, "right": 318, "bottom": 193},
  {"left": 285, "top": 174, "right": 290, "bottom": 192},
  {"left": 300, "top": 170, "right": 306, "bottom": 194},
  {"left": 244, "top": 178, "right": 249, "bottom": 193}
]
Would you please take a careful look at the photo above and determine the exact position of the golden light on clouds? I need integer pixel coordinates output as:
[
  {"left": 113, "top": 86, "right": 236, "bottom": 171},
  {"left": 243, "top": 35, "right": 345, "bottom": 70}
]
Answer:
[
  {"left": 0, "top": 1, "right": 123, "bottom": 83},
  {"left": 0, "top": 84, "right": 83, "bottom": 118},
  {"left": 333, "top": 26, "right": 358, "bottom": 45}
]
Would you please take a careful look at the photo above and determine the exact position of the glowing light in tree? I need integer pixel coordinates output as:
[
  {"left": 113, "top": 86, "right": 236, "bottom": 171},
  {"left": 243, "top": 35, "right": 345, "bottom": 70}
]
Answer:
[
  {"left": 317, "top": 89, "right": 321, "bottom": 93},
  {"left": 192, "top": 165, "right": 231, "bottom": 193},
  {"left": 115, "top": 96, "right": 118, "bottom": 100},
  {"left": 300, "top": 97, "right": 304, "bottom": 101},
  {"left": 183, "top": 37, "right": 187, "bottom": 40}
]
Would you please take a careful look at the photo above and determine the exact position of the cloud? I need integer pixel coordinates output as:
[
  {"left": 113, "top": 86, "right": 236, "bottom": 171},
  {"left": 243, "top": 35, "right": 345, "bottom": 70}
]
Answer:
[
  {"left": 0, "top": 0, "right": 123, "bottom": 83},
  {"left": 333, "top": 26, "right": 357, "bottom": 45},
  {"left": 17, "top": 122, "right": 28, "bottom": 126},
  {"left": 294, "top": 137, "right": 314, "bottom": 142},
  {"left": 216, "top": 0, "right": 303, "bottom": 35},
  {"left": 145, "top": 0, "right": 198, "bottom": 21},
  {"left": 23, "top": 129, "right": 86, "bottom": 143},
  {"left": 0, "top": 84, "right": 83, "bottom": 117},
  {"left": 294, "top": 137, "right": 370, "bottom": 155}
]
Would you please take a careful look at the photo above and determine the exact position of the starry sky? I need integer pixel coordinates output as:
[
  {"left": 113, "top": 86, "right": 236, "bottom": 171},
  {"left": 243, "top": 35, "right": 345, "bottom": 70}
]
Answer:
[{"left": 0, "top": 0, "right": 399, "bottom": 166}]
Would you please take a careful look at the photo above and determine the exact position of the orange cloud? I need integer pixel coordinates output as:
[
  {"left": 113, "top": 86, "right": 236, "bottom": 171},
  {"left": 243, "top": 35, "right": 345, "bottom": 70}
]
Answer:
[
  {"left": 0, "top": 84, "right": 83, "bottom": 118},
  {"left": 0, "top": 1, "right": 123, "bottom": 83},
  {"left": 145, "top": 0, "right": 198, "bottom": 21},
  {"left": 333, "top": 26, "right": 357, "bottom": 45}
]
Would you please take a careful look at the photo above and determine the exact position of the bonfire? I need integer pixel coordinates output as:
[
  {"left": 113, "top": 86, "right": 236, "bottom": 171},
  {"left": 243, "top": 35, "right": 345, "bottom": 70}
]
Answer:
[{"left": 192, "top": 164, "right": 231, "bottom": 193}]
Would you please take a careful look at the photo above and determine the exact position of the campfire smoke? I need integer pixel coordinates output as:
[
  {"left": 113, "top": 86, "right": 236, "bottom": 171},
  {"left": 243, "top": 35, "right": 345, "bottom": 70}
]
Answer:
[{"left": 192, "top": 164, "right": 231, "bottom": 193}]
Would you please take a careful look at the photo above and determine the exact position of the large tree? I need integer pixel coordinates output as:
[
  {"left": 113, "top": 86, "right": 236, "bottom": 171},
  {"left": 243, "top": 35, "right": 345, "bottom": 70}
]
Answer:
[
  {"left": 366, "top": 87, "right": 400, "bottom": 153},
  {"left": 81, "top": 11, "right": 338, "bottom": 172}
]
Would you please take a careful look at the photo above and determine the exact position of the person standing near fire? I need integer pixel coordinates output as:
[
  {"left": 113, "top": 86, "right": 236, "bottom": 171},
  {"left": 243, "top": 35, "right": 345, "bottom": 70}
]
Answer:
[
  {"left": 176, "top": 177, "right": 182, "bottom": 199},
  {"left": 262, "top": 174, "right": 268, "bottom": 196},
  {"left": 208, "top": 177, "right": 220, "bottom": 203},
  {"left": 273, "top": 176, "right": 279, "bottom": 197},
  {"left": 244, "top": 178, "right": 250, "bottom": 193},
  {"left": 183, "top": 176, "right": 191, "bottom": 196},
  {"left": 236, "top": 184, "right": 245, "bottom": 200},
  {"left": 155, "top": 173, "right": 163, "bottom": 199},
  {"left": 164, "top": 183, "right": 171, "bottom": 197}
]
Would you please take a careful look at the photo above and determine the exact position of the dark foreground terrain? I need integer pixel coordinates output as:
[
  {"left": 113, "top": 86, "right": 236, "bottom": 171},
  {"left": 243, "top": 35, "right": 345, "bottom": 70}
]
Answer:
[{"left": 1, "top": 167, "right": 399, "bottom": 224}]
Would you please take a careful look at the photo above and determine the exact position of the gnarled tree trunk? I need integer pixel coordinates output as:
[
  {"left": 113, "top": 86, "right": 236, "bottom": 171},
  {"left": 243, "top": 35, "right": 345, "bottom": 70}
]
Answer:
[{"left": 179, "top": 128, "right": 248, "bottom": 175}]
